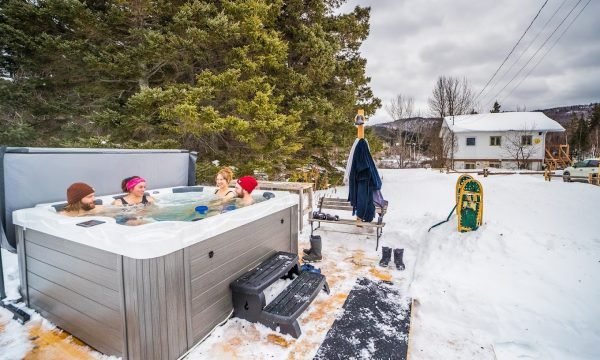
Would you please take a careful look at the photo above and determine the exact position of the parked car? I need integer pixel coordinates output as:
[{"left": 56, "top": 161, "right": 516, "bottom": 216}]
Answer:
[{"left": 563, "top": 158, "right": 599, "bottom": 182}]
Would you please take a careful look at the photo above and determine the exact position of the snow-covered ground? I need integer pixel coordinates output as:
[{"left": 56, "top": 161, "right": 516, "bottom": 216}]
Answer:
[{"left": 2, "top": 169, "right": 600, "bottom": 359}]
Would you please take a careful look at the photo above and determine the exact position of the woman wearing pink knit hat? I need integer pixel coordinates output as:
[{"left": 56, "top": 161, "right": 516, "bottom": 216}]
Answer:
[{"left": 112, "top": 176, "right": 155, "bottom": 206}]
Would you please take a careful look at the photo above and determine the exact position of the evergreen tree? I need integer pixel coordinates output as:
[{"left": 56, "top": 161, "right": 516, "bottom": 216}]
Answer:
[
  {"left": 568, "top": 114, "right": 589, "bottom": 159},
  {"left": 589, "top": 103, "right": 600, "bottom": 130},
  {"left": 586, "top": 103, "right": 599, "bottom": 157},
  {"left": 0, "top": 0, "right": 380, "bottom": 177},
  {"left": 490, "top": 101, "right": 501, "bottom": 113}
]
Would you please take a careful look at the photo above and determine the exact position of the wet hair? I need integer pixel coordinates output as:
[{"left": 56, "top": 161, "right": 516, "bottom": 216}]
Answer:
[
  {"left": 63, "top": 201, "right": 84, "bottom": 213},
  {"left": 121, "top": 176, "right": 141, "bottom": 193},
  {"left": 216, "top": 167, "right": 234, "bottom": 184},
  {"left": 63, "top": 200, "right": 94, "bottom": 213}
]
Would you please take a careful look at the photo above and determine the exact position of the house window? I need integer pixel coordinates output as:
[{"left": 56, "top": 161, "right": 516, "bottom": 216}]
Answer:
[
  {"left": 521, "top": 135, "right": 532, "bottom": 146},
  {"left": 489, "top": 162, "right": 501, "bottom": 168},
  {"left": 465, "top": 163, "right": 476, "bottom": 169},
  {"left": 490, "top": 136, "right": 501, "bottom": 146},
  {"left": 466, "top": 137, "right": 476, "bottom": 146}
]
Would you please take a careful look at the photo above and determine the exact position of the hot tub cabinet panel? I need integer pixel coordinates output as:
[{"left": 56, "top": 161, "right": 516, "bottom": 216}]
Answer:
[
  {"left": 18, "top": 227, "right": 125, "bottom": 356},
  {"left": 17, "top": 204, "right": 298, "bottom": 359},
  {"left": 122, "top": 251, "right": 188, "bottom": 360}
]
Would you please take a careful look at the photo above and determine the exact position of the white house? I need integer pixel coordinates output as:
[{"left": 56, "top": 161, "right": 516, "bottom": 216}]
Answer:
[{"left": 440, "top": 112, "right": 565, "bottom": 170}]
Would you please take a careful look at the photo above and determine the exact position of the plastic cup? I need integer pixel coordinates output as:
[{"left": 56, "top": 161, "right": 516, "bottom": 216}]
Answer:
[{"left": 195, "top": 205, "right": 209, "bottom": 214}]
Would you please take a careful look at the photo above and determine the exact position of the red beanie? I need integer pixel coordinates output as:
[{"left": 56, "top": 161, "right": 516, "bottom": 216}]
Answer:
[
  {"left": 237, "top": 176, "right": 258, "bottom": 194},
  {"left": 67, "top": 182, "right": 95, "bottom": 205}
]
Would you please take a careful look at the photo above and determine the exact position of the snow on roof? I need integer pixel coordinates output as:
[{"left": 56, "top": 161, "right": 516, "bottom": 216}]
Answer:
[{"left": 443, "top": 112, "right": 565, "bottom": 133}]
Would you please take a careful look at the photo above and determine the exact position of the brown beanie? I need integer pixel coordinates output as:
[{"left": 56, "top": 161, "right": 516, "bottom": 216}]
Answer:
[{"left": 67, "top": 182, "right": 95, "bottom": 205}]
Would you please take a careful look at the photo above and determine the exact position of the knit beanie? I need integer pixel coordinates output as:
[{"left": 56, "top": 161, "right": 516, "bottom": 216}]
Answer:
[
  {"left": 237, "top": 176, "right": 258, "bottom": 194},
  {"left": 67, "top": 182, "right": 95, "bottom": 205}
]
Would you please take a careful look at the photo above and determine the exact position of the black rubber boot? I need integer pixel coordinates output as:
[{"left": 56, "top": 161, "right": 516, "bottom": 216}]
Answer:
[
  {"left": 303, "top": 235, "right": 322, "bottom": 262},
  {"left": 394, "top": 248, "right": 405, "bottom": 271},
  {"left": 379, "top": 246, "right": 392, "bottom": 267},
  {"left": 302, "top": 235, "right": 321, "bottom": 255}
]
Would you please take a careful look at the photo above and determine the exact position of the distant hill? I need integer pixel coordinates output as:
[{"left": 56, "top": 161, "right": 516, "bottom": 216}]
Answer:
[
  {"left": 535, "top": 104, "right": 596, "bottom": 125},
  {"left": 371, "top": 103, "right": 597, "bottom": 132},
  {"left": 371, "top": 117, "right": 441, "bottom": 145}
]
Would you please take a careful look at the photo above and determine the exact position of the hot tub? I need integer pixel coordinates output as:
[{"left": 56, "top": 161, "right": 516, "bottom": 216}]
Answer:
[{"left": 13, "top": 186, "right": 299, "bottom": 359}]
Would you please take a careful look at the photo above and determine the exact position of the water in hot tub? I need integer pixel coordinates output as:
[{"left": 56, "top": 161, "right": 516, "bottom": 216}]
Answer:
[{"left": 99, "top": 192, "right": 268, "bottom": 226}]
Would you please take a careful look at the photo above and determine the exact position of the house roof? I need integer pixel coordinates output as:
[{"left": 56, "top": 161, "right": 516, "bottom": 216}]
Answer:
[{"left": 443, "top": 112, "right": 565, "bottom": 133}]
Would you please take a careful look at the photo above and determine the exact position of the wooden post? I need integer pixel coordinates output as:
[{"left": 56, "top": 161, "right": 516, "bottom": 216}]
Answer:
[
  {"left": 544, "top": 162, "right": 554, "bottom": 181},
  {"left": 355, "top": 109, "right": 365, "bottom": 139}
]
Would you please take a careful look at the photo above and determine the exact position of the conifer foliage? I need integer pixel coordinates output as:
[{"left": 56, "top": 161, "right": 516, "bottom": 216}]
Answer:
[{"left": 0, "top": 0, "right": 380, "bottom": 175}]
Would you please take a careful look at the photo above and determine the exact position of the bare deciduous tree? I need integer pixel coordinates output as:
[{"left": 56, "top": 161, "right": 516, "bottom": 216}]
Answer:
[
  {"left": 428, "top": 76, "right": 474, "bottom": 118},
  {"left": 502, "top": 129, "right": 537, "bottom": 169},
  {"left": 386, "top": 94, "right": 414, "bottom": 120},
  {"left": 385, "top": 94, "right": 415, "bottom": 167},
  {"left": 516, "top": 104, "right": 527, "bottom": 112},
  {"left": 429, "top": 76, "right": 475, "bottom": 169}
]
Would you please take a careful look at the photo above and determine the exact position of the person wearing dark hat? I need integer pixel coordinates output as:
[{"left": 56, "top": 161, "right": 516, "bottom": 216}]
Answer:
[
  {"left": 60, "top": 182, "right": 103, "bottom": 217},
  {"left": 235, "top": 176, "right": 258, "bottom": 205}
]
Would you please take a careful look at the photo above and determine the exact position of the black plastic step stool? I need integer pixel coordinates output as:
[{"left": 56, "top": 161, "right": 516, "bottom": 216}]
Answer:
[
  {"left": 230, "top": 251, "right": 300, "bottom": 322},
  {"left": 230, "top": 251, "right": 329, "bottom": 338},
  {"left": 261, "top": 271, "right": 329, "bottom": 338}
]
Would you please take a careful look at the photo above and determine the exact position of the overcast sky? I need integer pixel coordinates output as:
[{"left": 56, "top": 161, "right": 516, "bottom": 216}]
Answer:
[{"left": 338, "top": 0, "right": 600, "bottom": 123}]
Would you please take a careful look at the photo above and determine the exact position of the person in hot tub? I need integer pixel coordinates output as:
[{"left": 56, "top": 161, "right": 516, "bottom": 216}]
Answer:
[
  {"left": 214, "top": 167, "right": 236, "bottom": 201},
  {"left": 60, "top": 182, "right": 104, "bottom": 217},
  {"left": 112, "top": 176, "right": 155, "bottom": 206},
  {"left": 235, "top": 175, "right": 258, "bottom": 206}
]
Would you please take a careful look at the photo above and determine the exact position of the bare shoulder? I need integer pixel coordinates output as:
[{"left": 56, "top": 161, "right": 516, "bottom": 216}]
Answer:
[{"left": 111, "top": 198, "right": 124, "bottom": 206}]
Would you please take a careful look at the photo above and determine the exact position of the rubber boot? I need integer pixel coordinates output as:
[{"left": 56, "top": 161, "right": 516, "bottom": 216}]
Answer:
[
  {"left": 394, "top": 248, "right": 405, "bottom": 271},
  {"left": 302, "top": 235, "right": 320, "bottom": 255},
  {"left": 379, "top": 246, "right": 392, "bottom": 267},
  {"left": 303, "top": 235, "right": 322, "bottom": 262}
]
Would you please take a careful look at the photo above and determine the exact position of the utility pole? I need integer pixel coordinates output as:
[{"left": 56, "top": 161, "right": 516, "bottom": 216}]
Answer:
[{"left": 450, "top": 116, "right": 455, "bottom": 170}]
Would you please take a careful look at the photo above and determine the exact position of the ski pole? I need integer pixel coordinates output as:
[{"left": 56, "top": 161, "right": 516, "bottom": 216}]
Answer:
[{"left": 427, "top": 204, "right": 457, "bottom": 232}]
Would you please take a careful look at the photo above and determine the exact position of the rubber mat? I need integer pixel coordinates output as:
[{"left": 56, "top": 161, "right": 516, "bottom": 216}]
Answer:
[{"left": 313, "top": 277, "right": 411, "bottom": 360}]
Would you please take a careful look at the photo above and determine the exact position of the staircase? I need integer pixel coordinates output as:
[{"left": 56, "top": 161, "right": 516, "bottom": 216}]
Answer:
[
  {"left": 230, "top": 251, "right": 329, "bottom": 338},
  {"left": 545, "top": 144, "right": 571, "bottom": 169}
]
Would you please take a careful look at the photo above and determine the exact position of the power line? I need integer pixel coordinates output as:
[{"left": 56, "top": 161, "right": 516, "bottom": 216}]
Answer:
[
  {"left": 500, "top": 0, "right": 591, "bottom": 104},
  {"left": 478, "top": 0, "right": 569, "bottom": 107},
  {"left": 486, "top": 0, "right": 584, "bottom": 110},
  {"left": 473, "top": 0, "right": 549, "bottom": 103}
]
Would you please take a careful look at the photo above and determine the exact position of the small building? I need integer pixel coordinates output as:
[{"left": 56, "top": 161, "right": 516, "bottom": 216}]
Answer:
[{"left": 440, "top": 112, "right": 565, "bottom": 170}]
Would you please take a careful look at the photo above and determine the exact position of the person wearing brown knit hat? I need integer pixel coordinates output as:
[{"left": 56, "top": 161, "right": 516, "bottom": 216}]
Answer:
[
  {"left": 60, "top": 182, "right": 103, "bottom": 217},
  {"left": 234, "top": 175, "right": 258, "bottom": 205}
]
